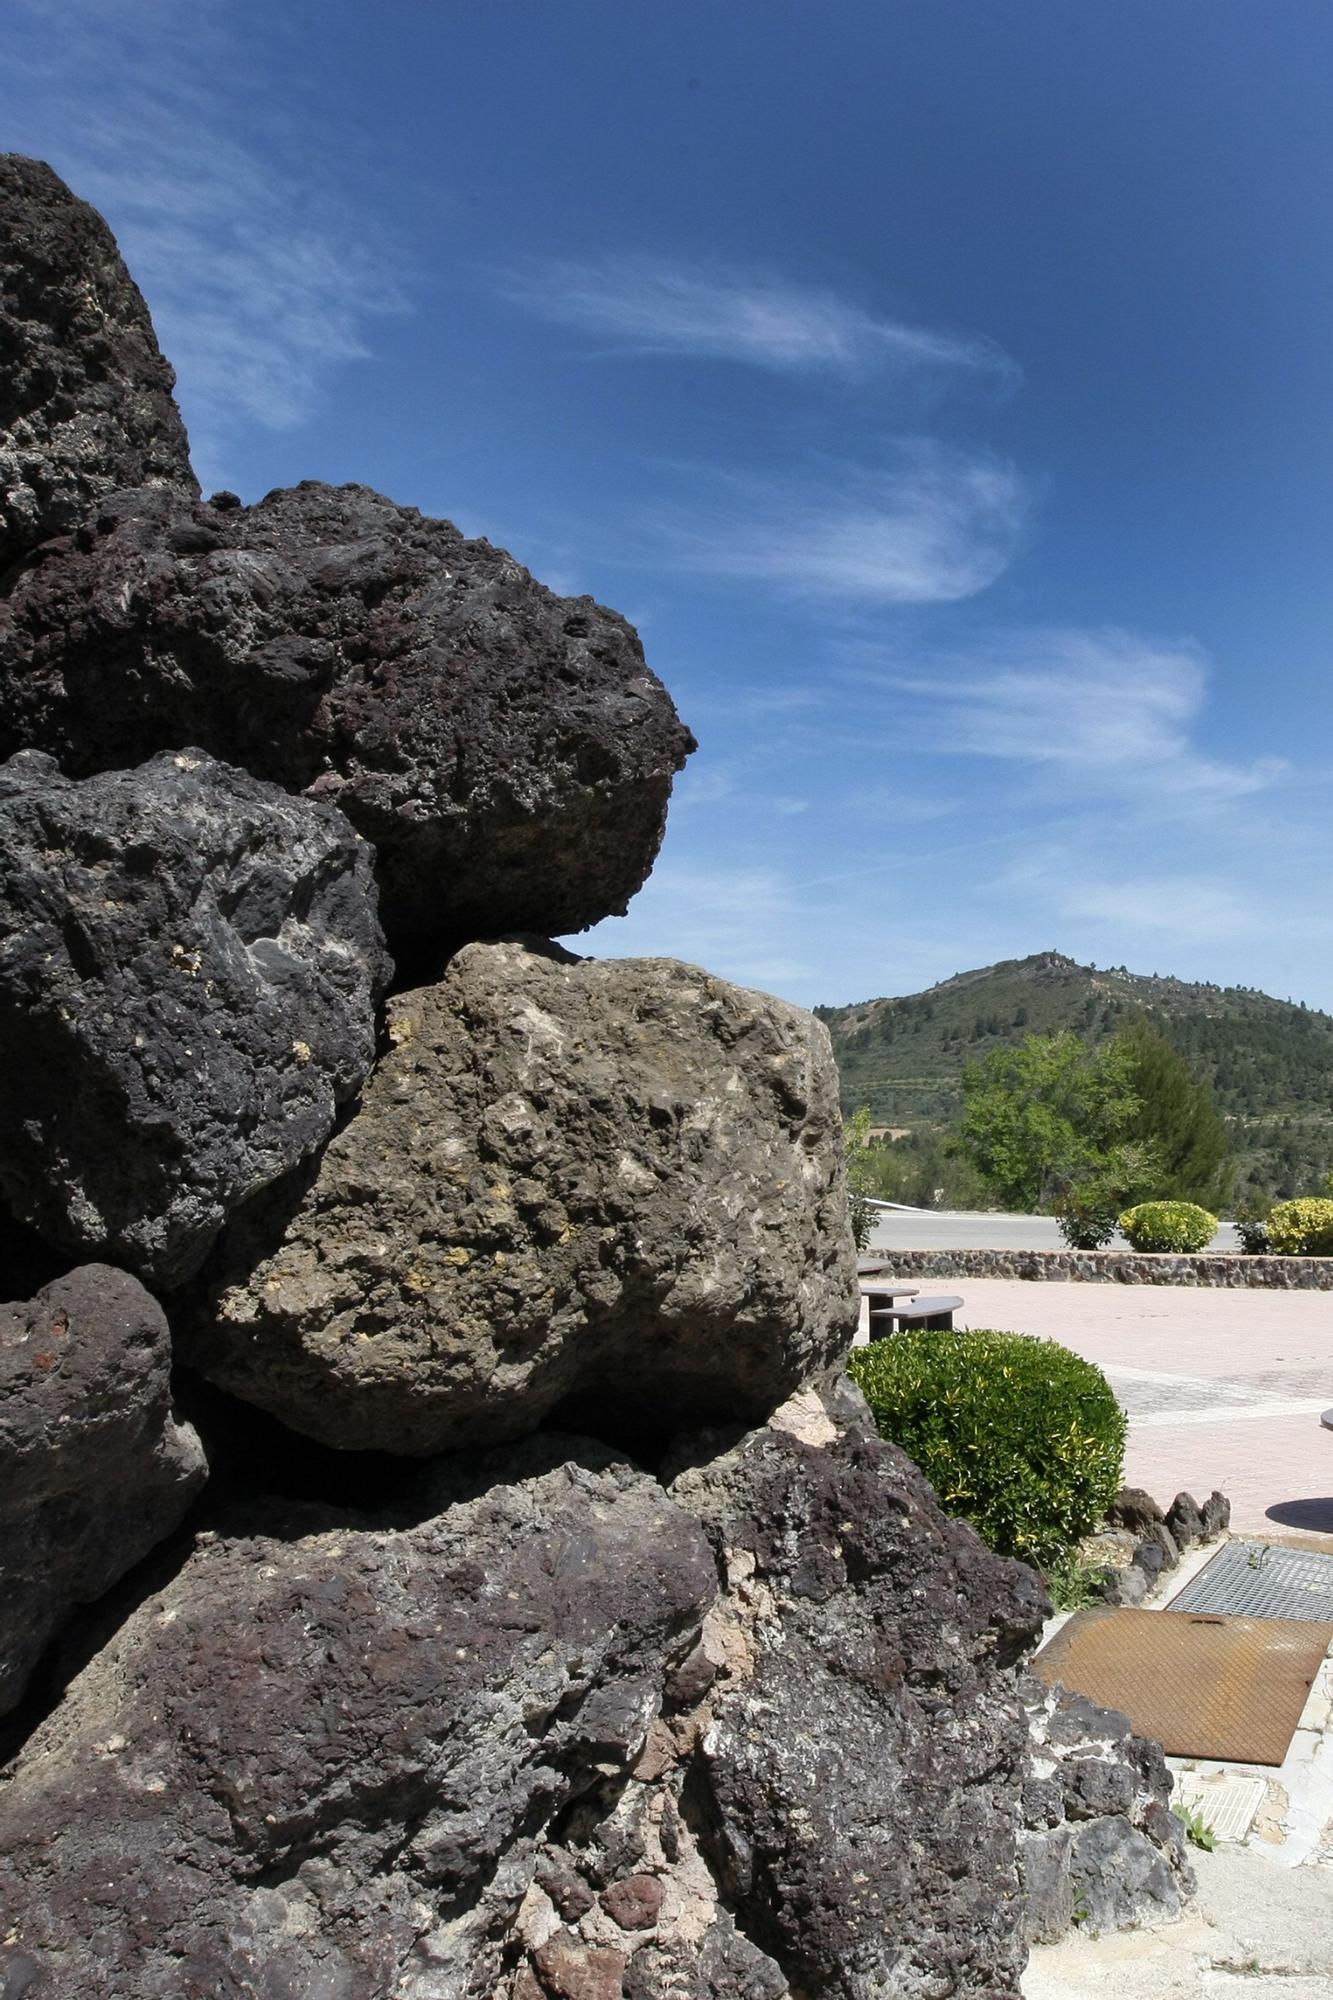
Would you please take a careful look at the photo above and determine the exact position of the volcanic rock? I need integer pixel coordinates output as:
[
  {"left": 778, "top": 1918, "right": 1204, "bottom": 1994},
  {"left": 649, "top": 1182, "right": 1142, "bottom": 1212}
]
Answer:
[
  {"left": 665, "top": 1377, "right": 1048, "bottom": 1996},
  {"left": 0, "top": 748, "right": 389, "bottom": 1287},
  {"left": 0, "top": 480, "right": 694, "bottom": 954},
  {"left": 188, "top": 938, "right": 857, "bottom": 1452},
  {"left": 0, "top": 155, "right": 197, "bottom": 575},
  {"left": 0, "top": 1263, "right": 205, "bottom": 1716},
  {"left": 0, "top": 1438, "right": 716, "bottom": 1998}
]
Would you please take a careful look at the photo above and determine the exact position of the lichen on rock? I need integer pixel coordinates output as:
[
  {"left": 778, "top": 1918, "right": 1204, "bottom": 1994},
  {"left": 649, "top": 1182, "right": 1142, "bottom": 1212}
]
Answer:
[{"left": 189, "top": 938, "right": 858, "bottom": 1453}]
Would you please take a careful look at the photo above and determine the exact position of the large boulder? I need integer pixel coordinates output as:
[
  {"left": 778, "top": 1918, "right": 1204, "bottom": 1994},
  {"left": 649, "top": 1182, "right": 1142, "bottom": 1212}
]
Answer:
[
  {"left": 665, "top": 1380, "right": 1048, "bottom": 1997},
  {"left": 0, "top": 480, "right": 695, "bottom": 955},
  {"left": 1019, "top": 1679, "right": 1194, "bottom": 1942},
  {"left": 0, "top": 1438, "right": 718, "bottom": 1999},
  {"left": 188, "top": 939, "right": 858, "bottom": 1452},
  {"left": 0, "top": 1388, "right": 1055, "bottom": 1999},
  {"left": 0, "top": 749, "right": 389, "bottom": 1287},
  {"left": 0, "top": 155, "right": 197, "bottom": 576},
  {"left": 0, "top": 1264, "right": 206, "bottom": 1716}
]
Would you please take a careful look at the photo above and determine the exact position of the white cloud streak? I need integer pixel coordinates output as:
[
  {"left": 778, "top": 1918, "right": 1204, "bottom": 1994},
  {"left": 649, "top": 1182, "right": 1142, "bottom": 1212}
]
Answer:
[
  {"left": 502, "top": 254, "right": 1019, "bottom": 388},
  {"left": 4, "top": 0, "right": 408, "bottom": 479},
  {"left": 656, "top": 444, "right": 1029, "bottom": 604},
  {"left": 876, "top": 628, "right": 1283, "bottom": 802}
]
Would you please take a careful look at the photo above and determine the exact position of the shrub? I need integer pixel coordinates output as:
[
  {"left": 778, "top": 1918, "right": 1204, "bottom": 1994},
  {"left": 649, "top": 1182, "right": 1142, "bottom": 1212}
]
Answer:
[
  {"left": 1054, "top": 1188, "right": 1120, "bottom": 1250},
  {"left": 1233, "top": 1197, "right": 1271, "bottom": 1256},
  {"left": 1118, "top": 1200, "right": 1216, "bottom": 1253},
  {"left": 848, "top": 1330, "right": 1126, "bottom": 1566},
  {"left": 1265, "top": 1197, "right": 1333, "bottom": 1257}
]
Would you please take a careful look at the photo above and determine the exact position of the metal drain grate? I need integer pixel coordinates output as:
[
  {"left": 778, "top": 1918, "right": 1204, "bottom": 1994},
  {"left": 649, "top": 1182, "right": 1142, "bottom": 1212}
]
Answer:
[
  {"left": 1170, "top": 1540, "right": 1333, "bottom": 1622},
  {"left": 1032, "top": 1608, "right": 1333, "bottom": 1764},
  {"left": 1173, "top": 1771, "right": 1268, "bottom": 1843}
]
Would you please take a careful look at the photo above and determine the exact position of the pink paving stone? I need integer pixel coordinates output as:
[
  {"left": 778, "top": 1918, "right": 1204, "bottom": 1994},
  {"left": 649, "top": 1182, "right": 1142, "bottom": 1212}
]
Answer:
[
  {"left": 859, "top": 1276, "right": 1333, "bottom": 1542},
  {"left": 1121, "top": 1411, "right": 1333, "bottom": 1540}
]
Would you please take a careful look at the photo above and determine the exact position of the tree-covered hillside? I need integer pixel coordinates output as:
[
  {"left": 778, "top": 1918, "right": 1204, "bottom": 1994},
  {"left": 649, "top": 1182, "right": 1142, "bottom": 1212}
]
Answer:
[{"left": 815, "top": 951, "right": 1333, "bottom": 1204}]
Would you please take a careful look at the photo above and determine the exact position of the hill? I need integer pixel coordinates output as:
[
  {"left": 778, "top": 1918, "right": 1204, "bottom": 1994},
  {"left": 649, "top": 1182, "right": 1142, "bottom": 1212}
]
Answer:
[{"left": 815, "top": 951, "right": 1333, "bottom": 1203}]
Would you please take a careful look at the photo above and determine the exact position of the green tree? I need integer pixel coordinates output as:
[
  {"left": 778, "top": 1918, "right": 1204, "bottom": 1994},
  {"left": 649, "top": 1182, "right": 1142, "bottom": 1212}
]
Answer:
[
  {"left": 842, "top": 1104, "right": 879, "bottom": 1249},
  {"left": 1112, "top": 1018, "right": 1234, "bottom": 1211},
  {"left": 956, "top": 1031, "right": 1150, "bottom": 1212}
]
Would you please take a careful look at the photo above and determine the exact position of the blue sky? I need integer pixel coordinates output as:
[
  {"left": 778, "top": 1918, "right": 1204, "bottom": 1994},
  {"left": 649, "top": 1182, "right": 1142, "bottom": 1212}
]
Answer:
[{"left": 6, "top": 0, "right": 1331, "bottom": 1010}]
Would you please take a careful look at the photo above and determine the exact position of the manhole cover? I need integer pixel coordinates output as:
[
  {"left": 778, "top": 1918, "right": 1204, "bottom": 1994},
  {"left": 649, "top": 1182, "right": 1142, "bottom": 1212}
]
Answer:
[
  {"left": 1170, "top": 1540, "right": 1333, "bottom": 1622},
  {"left": 1172, "top": 1771, "right": 1268, "bottom": 1843},
  {"left": 1032, "top": 1607, "right": 1333, "bottom": 1765}
]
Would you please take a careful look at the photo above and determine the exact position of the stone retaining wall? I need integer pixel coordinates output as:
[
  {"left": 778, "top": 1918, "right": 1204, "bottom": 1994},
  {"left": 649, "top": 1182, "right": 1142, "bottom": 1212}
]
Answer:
[{"left": 884, "top": 1247, "right": 1333, "bottom": 1289}]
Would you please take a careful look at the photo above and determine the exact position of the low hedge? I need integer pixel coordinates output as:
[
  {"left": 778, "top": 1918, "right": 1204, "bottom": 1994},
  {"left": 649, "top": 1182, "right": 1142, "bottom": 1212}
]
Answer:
[
  {"left": 1266, "top": 1197, "right": 1333, "bottom": 1257},
  {"left": 1118, "top": 1200, "right": 1217, "bottom": 1253},
  {"left": 849, "top": 1329, "right": 1126, "bottom": 1567}
]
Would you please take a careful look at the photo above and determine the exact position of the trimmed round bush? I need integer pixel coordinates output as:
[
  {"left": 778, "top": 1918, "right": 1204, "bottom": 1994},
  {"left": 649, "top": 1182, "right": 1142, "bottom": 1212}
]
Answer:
[
  {"left": 1117, "top": 1200, "right": 1216, "bottom": 1253},
  {"left": 848, "top": 1330, "right": 1126, "bottom": 1566},
  {"left": 1266, "top": 1197, "right": 1333, "bottom": 1257}
]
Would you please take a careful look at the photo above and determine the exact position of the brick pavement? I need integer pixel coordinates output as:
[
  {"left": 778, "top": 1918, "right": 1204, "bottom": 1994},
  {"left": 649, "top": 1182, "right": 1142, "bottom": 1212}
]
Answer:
[{"left": 857, "top": 1277, "right": 1333, "bottom": 1540}]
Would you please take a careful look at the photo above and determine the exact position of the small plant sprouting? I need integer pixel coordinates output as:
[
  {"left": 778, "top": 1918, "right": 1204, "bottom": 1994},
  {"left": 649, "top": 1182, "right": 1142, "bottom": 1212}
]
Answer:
[{"left": 1178, "top": 1804, "right": 1217, "bottom": 1851}]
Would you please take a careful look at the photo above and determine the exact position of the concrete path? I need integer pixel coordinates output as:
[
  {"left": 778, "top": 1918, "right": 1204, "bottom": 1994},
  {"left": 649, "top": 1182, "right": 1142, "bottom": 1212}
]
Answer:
[
  {"left": 851, "top": 1274, "right": 1333, "bottom": 1987},
  {"left": 1023, "top": 1845, "right": 1333, "bottom": 1998},
  {"left": 855, "top": 1277, "right": 1333, "bottom": 1541}
]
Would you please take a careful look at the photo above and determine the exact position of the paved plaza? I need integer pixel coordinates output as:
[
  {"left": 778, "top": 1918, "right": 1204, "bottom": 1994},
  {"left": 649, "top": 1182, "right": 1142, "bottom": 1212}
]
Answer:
[{"left": 857, "top": 1277, "right": 1333, "bottom": 1541}]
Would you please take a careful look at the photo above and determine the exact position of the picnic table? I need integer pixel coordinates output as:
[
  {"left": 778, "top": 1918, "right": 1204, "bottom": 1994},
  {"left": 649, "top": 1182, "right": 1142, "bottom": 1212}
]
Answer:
[{"left": 869, "top": 1293, "right": 964, "bottom": 1334}]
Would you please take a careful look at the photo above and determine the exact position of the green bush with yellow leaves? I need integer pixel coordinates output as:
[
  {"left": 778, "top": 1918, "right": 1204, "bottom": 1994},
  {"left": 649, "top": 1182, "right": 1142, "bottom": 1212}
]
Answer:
[
  {"left": 1265, "top": 1196, "right": 1333, "bottom": 1257},
  {"left": 849, "top": 1329, "right": 1126, "bottom": 1566},
  {"left": 1118, "top": 1200, "right": 1217, "bottom": 1253}
]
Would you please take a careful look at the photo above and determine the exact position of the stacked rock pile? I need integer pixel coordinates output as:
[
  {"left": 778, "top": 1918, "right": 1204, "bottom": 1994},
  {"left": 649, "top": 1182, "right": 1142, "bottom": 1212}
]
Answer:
[
  {"left": 0, "top": 157, "right": 1190, "bottom": 1997},
  {"left": 1089, "top": 1485, "right": 1232, "bottom": 1607}
]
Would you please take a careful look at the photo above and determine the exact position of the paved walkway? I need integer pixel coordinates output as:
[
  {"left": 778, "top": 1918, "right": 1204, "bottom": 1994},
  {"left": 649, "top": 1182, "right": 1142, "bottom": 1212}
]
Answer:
[
  {"left": 1024, "top": 1845, "right": 1333, "bottom": 1999},
  {"left": 856, "top": 1278, "right": 1333, "bottom": 1540}
]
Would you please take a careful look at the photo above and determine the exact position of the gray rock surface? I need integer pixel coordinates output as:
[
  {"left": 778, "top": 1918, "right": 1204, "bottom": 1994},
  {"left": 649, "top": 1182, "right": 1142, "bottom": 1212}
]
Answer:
[
  {"left": 0, "top": 1264, "right": 205, "bottom": 1715},
  {"left": 0, "top": 155, "right": 197, "bottom": 575},
  {"left": 1020, "top": 1681, "right": 1194, "bottom": 1943},
  {"left": 189, "top": 939, "right": 857, "bottom": 1452},
  {"left": 0, "top": 480, "right": 694, "bottom": 954},
  {"left": 0, "top": 748, "right": 389, "bottom": 1287},
  {"left": 665, "top": 1378, "right": 1048, "bottom": 1997},
  {"left": 0, "top": 1439, "right": 717, "bottom": 1999}
]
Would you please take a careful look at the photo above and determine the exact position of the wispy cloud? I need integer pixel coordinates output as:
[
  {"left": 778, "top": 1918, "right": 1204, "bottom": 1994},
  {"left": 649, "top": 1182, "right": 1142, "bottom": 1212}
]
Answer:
[
  {"left": 502, "top": 254, "right": 1019, "bottom": 389},
  {"left": 572, "top": 859, "right": 818, "bottom": 992},
  {"left": 872, "top": 628, "right": 1283, "bottom": 802},
  {"left": 653, "top": 443, "right": 1029, "bottom": 604},
  {"left": 4, "top": 0, "right": 408, "bottom": 481}
]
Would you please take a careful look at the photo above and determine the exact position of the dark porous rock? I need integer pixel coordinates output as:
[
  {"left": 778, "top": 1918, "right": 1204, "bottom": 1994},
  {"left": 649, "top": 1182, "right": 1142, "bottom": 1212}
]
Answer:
[
  {"left": 1132, "top": 1539, "right": 1167, "bottom": 1583},
  {"left": 0, "top": 1264, "right": 205, "bottom": 1715},
  {"left": 1020, "top": 1678, "right": 1193, "bottom": 1942},
  {"left": 1067, "top": 1816, "right": 1185, "bottom": 1934},
  {"left": 665, "top": 1381, "right": 1047, "bottom": 1998},
  {"left": 0, "top": 480, "right": 694, "bottom": 954},
  {"left": 189, "top": 940, "right": 857, "bottom": 1453},
  {"left": 1060, "top": 1754, "right": 1136, "bottom": 1822},
  {"left": 1139, "top": 1517, "right": 1180, "bottom": 1570},
  {"left": 0, "top": 749, "right": 389, "bottom": 1287},
  {"left": 1018, "top": 1823, "right": 1076, "bottom": 1947},
  {"left": 1165, "top": 1491, "right": 1205, "bottom": 1548},
  {"left": 0, "top": 156, "right": 197, "bottom": 575},
  {"left": 1102, "top": 1562, "right": 1150, "bottom": 1608},
  {"left": 1200, "top": 1489, "right": 1231, "bottom": 1539},
  {"left": 1106, "top": 1486, "right": 1165, "bottom": 1533},
  {"left": 0, "top": 1438, "right": 717, "bottom": 1998}
]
